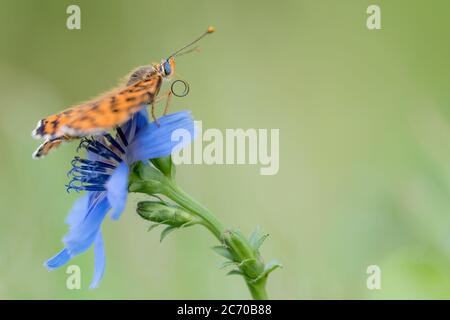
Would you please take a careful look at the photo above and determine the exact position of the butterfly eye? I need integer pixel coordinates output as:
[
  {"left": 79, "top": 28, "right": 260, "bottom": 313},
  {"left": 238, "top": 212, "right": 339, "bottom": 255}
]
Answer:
[{"left": 163, "top": 61, "right": 172, "bottom": 76}]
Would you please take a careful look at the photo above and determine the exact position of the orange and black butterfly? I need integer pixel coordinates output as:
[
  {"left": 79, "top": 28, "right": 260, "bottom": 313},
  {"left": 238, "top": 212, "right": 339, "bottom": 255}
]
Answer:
[{"left": 32, "top": 27, "right": 214, "bottom": 159}]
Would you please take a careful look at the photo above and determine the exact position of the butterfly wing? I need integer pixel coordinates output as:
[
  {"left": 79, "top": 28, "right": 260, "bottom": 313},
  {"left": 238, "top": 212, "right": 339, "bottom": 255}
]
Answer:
[
  {"left": 32, "top": 74, "right": 162, "bottom": 140},
  {"left": 32, "top": 136, "right": 76, "bottom": 159},
  {"left": 62, "top": 75, "right": 162, "bottom": 136},
  {"left": 31, "top": 74, "right": 162, "bottom": 158}
]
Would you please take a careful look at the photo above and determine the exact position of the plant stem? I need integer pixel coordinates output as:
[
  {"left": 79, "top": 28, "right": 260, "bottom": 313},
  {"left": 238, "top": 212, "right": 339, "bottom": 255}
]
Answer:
[
  {"left": 247, "top": 278, "right": 268, "bottom": 300},
  {"left": 162, "top": 180, "right": 268, "bottom": 300},
  {"left": 163, "top": 181, "right": 224, "bottom": 240},
  {"left": 130, "top": 162, "right": 272, "bottom": 299}
]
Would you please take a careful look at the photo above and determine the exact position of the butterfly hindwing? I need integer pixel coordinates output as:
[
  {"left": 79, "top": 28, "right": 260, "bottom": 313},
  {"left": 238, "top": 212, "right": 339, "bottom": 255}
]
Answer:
[{"left": 32, "top": 136, "right": 68, "bottom": 159}]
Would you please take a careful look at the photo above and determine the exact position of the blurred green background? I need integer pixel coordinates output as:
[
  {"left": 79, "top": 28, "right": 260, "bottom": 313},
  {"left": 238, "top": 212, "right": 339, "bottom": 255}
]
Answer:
[{"left": 0, "top": 0, "right": 449, "bottom": 299}]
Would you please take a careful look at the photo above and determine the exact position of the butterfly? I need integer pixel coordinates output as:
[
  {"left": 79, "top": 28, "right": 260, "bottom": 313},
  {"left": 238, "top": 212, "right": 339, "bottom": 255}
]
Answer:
[{"left": 32, "top": 26, "right": 214, "bottom": 159}]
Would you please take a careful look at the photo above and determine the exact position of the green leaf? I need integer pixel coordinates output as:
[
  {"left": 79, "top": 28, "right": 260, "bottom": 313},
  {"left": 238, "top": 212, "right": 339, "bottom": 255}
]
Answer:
[
  {"left": 237, "top": 258, "right": 258, "bottom": 268},
  {"left": 151, "top": 156, "right": 175, "bottom": 179},
  {"left": 212, "top": 245, "right": 234, "bottom": 261},
  {"left": 179, "top": 221, "right": 197, "bottom": 229},
  {"left": 253, "top": 234, "right": 269, "bottom": 251},
  {"left": 220, "top": 260, "right": 238, "bottom": 269},
  {"left": 160, "top": 226, "right": 177, "bottom": 242},
  {"left": 264, "top": 259, "right": 282, "bottom": 275},
  {"left": 249, "top": 226, "right": 269, "bottom": 251},
  {"left": 227, "top": 269, "right": 243, "bottom": 276},
  {"left": 249, "top": 226, "right": 261, "bottom": 247},
  {"left": 147, "top": 223, "right": 161, "bottom": 232},
  {"left": 248, "top": 259, "right": 282, "bottom": 284}
]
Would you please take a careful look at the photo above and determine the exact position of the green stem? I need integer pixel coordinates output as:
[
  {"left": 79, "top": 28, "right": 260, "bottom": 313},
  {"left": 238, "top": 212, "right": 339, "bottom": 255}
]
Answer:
[
  {"left": 162, "top": 181, "right": 224, "bottom": 240},
  {"left": 161, "top": 181, "right": 268, "bottom": 300},
  {"left": 129, "top": 161, "right": 271, "bottom": 300},
  {"left": 247, "top": 278, "right": 268, "bottom": 300}
]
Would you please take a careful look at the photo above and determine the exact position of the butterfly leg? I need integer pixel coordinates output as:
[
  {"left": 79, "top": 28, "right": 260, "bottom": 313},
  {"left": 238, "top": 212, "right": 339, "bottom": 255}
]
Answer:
[
  {"left": 151, "top": 101, "right": 160, "bottom": 127},
  {"left": 162, "top": 91, "right": 172, "bottom": 115},
  {"left": 149, "top": 91, "right": 172, "bottom": 125},
  {"left": 151, "top": 90, "right": 172, "bottom": 115}
]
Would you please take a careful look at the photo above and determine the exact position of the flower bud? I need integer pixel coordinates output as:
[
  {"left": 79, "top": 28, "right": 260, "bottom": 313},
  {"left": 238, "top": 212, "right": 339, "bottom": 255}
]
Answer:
[
  {"left": 222, "top": 229, "right": 265, "bottom": 280},
  {"left": 137, "top": 201, "right": 197, "bottom": 228},
  {"left": 217, "top": 228, "right": 281, "bottom": 288}
]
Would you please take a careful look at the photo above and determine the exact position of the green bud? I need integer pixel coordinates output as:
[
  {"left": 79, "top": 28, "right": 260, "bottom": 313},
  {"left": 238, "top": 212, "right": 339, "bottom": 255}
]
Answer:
[
  {"left": 217, "top": 228, "right": 281, "bottom": 289},
  {"left": 223, "top": 230, "right": 256, "bottom": 262},
  {"left": 137, "top": 201, "right": 198, "bottom": 228},
  {"left": 222, "top": 229, "right": 265, "bottom": 280}
]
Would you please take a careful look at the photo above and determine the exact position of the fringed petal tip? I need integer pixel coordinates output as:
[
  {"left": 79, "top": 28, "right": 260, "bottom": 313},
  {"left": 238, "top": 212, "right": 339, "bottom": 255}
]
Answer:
[
  {"left": 43, "top": 261, "right": 54, "bottom": 271},
  {"left": 45, "top": 248, "right": 71, "bottom": 270}
]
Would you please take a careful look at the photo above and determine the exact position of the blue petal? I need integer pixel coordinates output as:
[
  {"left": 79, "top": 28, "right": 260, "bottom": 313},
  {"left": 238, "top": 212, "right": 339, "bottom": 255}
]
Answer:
[
  {"left": 128, "top": 111, "right": 195, "bottom": 162},
  {"left": 65, "top": 194, "right": 90, "bottom": 227},
  {"left": 45, "top": 248, "right": 71, "bottom": 270},
  {"left": 106, "top": 162, "right": 129, "bottom": 220},
  {"left": 63, "top": 194, "right": 110, "bottom": 256},
  {"left": 121, "top": 107, "right": 149, "bottom": 142},
  {"left": 89, "top": 231, "right": 105, "bottom": 289},
  {"left": 45, "top": 194, "right": 107, "bottom": 271},
  {"left": 134, "top": 108, "right": 149, "bottom": 133}
]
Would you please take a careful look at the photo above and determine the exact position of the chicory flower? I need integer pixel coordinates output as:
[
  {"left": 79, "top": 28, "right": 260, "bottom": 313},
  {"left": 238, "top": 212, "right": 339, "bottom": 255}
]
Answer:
[{"left": 45, "top": 110, "right": 195, "bottom": 288}]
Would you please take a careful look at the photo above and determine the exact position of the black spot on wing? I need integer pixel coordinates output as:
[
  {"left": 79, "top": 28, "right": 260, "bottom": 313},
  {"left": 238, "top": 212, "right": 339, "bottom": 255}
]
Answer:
[
  {"left": 33, "top": 119, "right": 46, "bottom": 137},
  {"left": 51, "top": 119, "right": 59, "bottom": 129}
]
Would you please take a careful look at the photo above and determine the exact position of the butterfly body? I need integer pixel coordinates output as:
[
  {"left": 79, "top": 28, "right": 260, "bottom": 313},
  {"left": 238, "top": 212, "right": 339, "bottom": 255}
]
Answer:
[{"left": 32, "top": 59, "right": 174, "bottom": 159}]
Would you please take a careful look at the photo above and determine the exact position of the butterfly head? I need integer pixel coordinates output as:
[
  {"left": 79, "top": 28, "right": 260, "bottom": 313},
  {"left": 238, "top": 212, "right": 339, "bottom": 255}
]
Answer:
[{"left": 159, "top": 57, "right": 176, "bottom": 78}]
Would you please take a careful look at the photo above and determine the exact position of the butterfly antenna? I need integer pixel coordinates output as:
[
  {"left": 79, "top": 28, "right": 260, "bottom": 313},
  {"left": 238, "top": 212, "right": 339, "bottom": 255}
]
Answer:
[
  {"left": 176, "top": 46, "right": 201, "bottom": 57},
  {"left": 169, "top": 26, "right": 215, "bottom": 58}
]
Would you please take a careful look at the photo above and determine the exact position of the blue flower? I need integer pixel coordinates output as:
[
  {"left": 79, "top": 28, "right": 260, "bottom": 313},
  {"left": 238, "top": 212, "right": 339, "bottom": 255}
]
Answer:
[{"left": 45, "top": 110, "right": 195, "bottom": 288}]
